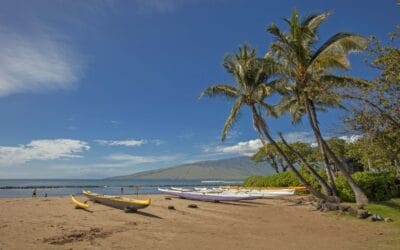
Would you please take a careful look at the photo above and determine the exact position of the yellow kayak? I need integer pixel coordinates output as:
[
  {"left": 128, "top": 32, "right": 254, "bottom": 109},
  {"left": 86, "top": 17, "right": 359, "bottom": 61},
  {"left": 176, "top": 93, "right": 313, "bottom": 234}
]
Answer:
[
  {"left": 83, "top": 190, "right": 151, "bottom": 212},
  {"left": 71, "top": 195, "right": 90, "bottom": 209}
]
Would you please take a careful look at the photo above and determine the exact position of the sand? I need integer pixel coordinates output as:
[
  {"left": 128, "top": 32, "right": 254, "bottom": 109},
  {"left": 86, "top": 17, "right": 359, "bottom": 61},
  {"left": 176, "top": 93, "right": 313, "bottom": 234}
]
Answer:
[{"left": 0, "top": 194, "right": 399, "bottom": 250}]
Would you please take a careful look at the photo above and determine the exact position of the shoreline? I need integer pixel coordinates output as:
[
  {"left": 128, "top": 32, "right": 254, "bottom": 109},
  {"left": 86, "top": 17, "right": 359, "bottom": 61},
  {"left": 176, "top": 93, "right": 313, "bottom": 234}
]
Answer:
[{"left": 0, "top": 194, "right": 399, "bottom": 249}]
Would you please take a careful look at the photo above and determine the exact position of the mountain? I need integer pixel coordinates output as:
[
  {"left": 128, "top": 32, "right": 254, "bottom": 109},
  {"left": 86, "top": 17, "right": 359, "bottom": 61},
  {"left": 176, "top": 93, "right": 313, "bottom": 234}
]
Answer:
[{"left": 106, "top": 156, "right": 274, "bottom": 180}]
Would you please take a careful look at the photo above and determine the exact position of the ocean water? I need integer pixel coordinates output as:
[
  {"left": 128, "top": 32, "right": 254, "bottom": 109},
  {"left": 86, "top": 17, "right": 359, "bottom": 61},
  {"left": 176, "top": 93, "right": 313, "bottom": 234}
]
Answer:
[{"left": 0, "top": 179, "right": 243, "bottom": 198}]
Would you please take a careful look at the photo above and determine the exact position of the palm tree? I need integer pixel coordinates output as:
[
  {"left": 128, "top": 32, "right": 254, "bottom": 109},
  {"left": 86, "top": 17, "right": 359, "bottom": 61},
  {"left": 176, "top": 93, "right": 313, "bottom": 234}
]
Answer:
[
  {"left": 267, "top": 9, "right": 369, "bottom": 205},
  {"left": 252, "top": 143, "right": 283, "bottom": 173},
  {"left": 199, "top": 44, "right": 328, "bottom": 200},
  {"left": 253, "top": 138, "right": 333, "bottom": 197}
]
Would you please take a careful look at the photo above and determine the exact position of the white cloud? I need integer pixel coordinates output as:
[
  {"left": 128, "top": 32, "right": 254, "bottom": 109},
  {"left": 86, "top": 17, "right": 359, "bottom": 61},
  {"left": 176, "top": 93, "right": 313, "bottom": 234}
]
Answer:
[
  {"left": 281, "top": 131, "right": 315, "bottom": 144},
  {"left": 104, "top": 153, "right": 180, "bottom": 166},
  {"left": 95, "top": 139, "right": 147, "bottom": 147},
  {"left": 204, "top": 139, "right": 262, "bottom": 157},
  {"left": 338, "top": 135, "right": 362, "bottom": 143},
  {"left": 203, "top": 131, "right": 316, "bottom": 157},
  {"left": 0, "top": 139, "right": 90, "bottom": 166},
  {"left": 0, "top": 28, "right": 82, "bottom": 97}
]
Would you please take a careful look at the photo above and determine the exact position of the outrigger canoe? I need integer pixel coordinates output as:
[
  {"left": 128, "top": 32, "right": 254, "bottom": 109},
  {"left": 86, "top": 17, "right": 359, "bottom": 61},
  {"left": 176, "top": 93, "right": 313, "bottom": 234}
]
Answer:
[
  {"left": 158, "top": 188, "right": 262, "bottom": 202},
  {"left": 221, "top": 186, "right": 307, "bottom": 191},
  {"left": 83, "top": 190, "right": 151, "bottom": 212},
  {"left": 71, "top": 195, "right": 90, "bottom": 209}
]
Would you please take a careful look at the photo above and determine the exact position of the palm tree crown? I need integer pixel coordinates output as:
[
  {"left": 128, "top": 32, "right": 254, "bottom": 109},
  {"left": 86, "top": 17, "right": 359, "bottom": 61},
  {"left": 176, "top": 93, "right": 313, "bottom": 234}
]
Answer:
[
  {"left": 199, "top": 44, "right": 275, "bottom": 141},
  {"left": 267, "top": 9, "right": 369, "bottom": 121}
]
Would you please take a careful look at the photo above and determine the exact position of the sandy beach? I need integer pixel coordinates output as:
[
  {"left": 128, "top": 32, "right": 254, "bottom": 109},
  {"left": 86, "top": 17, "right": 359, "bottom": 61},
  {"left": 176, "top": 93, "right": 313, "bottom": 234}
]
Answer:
[{"left": 0, "top": 194, "right": 398, "bottom": 250}]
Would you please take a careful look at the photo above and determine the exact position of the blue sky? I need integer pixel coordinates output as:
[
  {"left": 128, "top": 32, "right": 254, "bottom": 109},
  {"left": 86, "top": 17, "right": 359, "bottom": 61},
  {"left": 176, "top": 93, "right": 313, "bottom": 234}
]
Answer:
[{"left": 0, "top": 0, "right": 398, "bottom": 178}]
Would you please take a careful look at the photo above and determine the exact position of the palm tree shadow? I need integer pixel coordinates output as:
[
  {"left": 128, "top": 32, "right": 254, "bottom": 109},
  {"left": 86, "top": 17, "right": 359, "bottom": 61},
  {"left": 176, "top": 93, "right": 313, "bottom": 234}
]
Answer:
[
  {"left": 217, "top": 202, "right": 256, "bottom": 207},
  {"left": 236, "top": 200, "right": 267, "bottom": 205},
  {"left": 135, "top": 211, "right": 163, "bottom": 219},
  {"left": 80, "top": 208, "right": 94, "bottom": 213}
]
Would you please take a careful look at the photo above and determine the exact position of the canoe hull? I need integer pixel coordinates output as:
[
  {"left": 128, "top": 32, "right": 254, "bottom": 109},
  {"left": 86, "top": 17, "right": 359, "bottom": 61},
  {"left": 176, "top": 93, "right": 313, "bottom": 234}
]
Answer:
[
  {"left": 71, "top": 195, "right": 90, "bottom": 209},
  {"left": 158, "top": 188, "right": 261, "bottom": 202},
  {"left": 83, "top": 190, "right": 150, "bottom": 210}
]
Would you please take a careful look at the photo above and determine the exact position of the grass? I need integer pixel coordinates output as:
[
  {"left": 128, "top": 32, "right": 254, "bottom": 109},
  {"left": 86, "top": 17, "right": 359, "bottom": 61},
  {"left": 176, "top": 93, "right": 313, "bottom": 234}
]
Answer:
[
  {"left": 329, "top": 198, "right": 400, "bottom": 227},
  {"left": 324, "top": 198, "right": 400, "bottom": 248},
  {"left": 365, "top": 198, "right": 400, "bottom": 225}
]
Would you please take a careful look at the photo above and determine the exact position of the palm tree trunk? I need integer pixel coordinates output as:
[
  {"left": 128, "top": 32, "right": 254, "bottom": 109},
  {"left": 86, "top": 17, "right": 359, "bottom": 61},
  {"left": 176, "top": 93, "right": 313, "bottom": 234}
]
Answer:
[
  {"left": 270, "top": 158, "right": 280, "bottom": 174},
  {"left": 309, "top": 101, "right": 338, "bottom": 196},
  {"left": 277, "top": 132, "right": 335, "bottom": 198},
  {"left": 304, "top": 97, "right": 368, "bottom": 206},
  {"left": 256, "top": 127, "right": 280, "bottom": 174},
  {"left": 251, "top": 105, "right": 327, "bottom": 200}
]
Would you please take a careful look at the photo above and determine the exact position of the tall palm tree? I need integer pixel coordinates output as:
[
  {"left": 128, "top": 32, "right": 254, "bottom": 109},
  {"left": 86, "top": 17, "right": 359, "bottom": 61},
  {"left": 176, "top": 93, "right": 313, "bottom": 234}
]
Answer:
[
  {"left": 267, "top": 9, "right": 369, "bottom": 205},
  {"left": 199, "top": 44, "right": 328, "bottom": 200}
]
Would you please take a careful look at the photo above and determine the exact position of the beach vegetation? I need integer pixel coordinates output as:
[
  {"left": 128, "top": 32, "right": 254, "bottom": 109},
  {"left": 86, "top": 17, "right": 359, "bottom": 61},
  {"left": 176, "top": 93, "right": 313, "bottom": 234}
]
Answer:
[
  {"left": 245, "top": 171, "right": 399, "bottom": 202},
  {"left": 201, "top": 7, "right": 400, "bottom": 206},
  {"left": 199, "top": 44, "right": 328, "bottom": 200},
  {"left": 266, "top": 9, "right": 369, "bottom": 205}
]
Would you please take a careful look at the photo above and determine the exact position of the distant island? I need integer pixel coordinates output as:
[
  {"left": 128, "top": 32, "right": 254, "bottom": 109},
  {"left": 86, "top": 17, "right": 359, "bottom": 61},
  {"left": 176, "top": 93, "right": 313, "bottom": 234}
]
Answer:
[{"left": 106, "top": 156, "right": 274, "bottom": 180}]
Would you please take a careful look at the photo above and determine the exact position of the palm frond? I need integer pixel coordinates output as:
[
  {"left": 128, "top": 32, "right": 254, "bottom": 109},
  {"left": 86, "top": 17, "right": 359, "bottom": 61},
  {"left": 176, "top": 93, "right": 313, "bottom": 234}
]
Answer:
[
  {"left": 276, "top": 95, "right": 305, "bottom": 124},
  {"left": 308, "top": 53, "right": 351, "bottom": 72},
  {"left": 267, "top": 23, "right": 289, "bottom": 45},
  {"left": 221, "top": 96, "right": 244, "bottom": 141},
  {"left": 199, "top": 84, "right": 240, "bottom": 99},
  {"left": 319, "top": 75, "right": 372, "bottom": 88},
  {"left": 302, "top": 11, "right": 331, "bottom": 34},
  {"left": 309, "top": 33, "right": 368, "bottom": 71},
  {"left": 258, "top": 102, "right": 278, "bottom": 118},
  {"left": 253, "top": 83, "right": 273, "bottom": 101}
]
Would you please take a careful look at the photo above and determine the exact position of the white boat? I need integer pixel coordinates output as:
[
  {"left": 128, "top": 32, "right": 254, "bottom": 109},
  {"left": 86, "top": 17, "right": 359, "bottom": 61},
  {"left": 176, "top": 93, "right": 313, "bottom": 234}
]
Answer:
[
  {"left": 193, "top": 187, "right": 223, "bottom": 193},
  {"left": 221, "top": 188, "right": 296, "bottom": 197},
  {"left": 158, "top": 188, "right": 261, "bottom": 202},
  {"left": 170, "top": 186, "right": 194, "bottom": 192}
]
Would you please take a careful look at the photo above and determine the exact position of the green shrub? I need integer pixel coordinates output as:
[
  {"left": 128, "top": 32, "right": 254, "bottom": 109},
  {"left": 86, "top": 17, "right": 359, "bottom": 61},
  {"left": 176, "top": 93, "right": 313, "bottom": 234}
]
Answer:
[
  {"left": 299, "top": 167, "right": 326, "bottom": 191},
  {"left": 335, "top": 172, "right": 399, "bottom": 202},
  {"left": 243, "top": 171, "right": 300, "bottom": 187},
  {"left": 244, "top": 169, "right": 399, "bottom": 202}
]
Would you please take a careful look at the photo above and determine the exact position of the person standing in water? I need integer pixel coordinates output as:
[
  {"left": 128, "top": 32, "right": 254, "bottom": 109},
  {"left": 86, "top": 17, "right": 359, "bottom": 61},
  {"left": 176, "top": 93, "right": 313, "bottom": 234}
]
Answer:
[
  {"left": 121, "top": 187, "right": 124, "bottom": 194},
  {"left": 32, "top": 188, "right": 37, "bottom": 197}
]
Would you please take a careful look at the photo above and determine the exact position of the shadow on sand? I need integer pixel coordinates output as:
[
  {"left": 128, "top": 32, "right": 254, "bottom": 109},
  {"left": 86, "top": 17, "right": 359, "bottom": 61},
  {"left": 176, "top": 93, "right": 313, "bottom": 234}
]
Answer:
[{"left": 135, "top": 210, "right": 163, "bottom": 219}]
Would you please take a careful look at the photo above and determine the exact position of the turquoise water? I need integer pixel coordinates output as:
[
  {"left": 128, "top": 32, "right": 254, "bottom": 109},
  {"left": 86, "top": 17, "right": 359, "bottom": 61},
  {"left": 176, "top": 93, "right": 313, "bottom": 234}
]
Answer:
[{"left": 0, "top": 179, "right": 243, "bottom": 197}]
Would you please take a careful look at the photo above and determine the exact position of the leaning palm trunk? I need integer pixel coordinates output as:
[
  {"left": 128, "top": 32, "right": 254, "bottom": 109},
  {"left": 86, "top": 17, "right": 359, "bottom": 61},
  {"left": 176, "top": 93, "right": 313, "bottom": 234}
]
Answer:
[
  {"left": 304, "top": 97, "right": 369, "bottom": 205},
  {"left": 254, "top": 124, "right": 280, "bottom": 174},
  {"left": 310, "top": 102, "right": 338, "bottom": 196},
  {"left": 251, "top": 105, "right": 328, "bottom": 200},
  {"left": 277, "top": 132, "right": 336, "bottom": 199}
]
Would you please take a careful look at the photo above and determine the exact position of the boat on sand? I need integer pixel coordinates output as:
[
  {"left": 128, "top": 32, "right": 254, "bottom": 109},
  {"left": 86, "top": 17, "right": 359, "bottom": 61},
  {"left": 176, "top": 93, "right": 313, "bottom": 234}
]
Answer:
[
  {"left": 220, "top": 186, "right": 306, "bottom": 197},
  {"left": 158, "top": 188, "right": 262, "bottom": 202},
  {"left": 71, "top": 195, "right": 90, "bottom": 209},
  {"left": 83, "top": 190, "right": 151, "bottom": 212}
]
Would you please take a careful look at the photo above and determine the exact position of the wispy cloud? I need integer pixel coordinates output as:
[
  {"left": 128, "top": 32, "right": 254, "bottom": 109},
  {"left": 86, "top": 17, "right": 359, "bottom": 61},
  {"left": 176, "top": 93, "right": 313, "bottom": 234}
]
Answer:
[
  {"left": 203, "top": 131, "right": 317, "bottom": 157},
  {"left": 203, "top": 139, "right": 262, "bottom": 157},
  {"left": 45, "top": 153, "right": 181, "bottom": 178},
  {"left": 105, "top": 153, "right": 179, "bottom": 165},
  {"left": 95, "top": 139, "right": 147, "bottom": 147},
  {"left": 338, "top": 134, "right": 362, "bottom": 143},
  {"left": 0, "top": 28, "right": 82, "bottom": 97},
  {"left": 0, "top": 139, "right": 90, "bottom": 166},
  {"left": 280, "top": 131, "right": 315, "bottom": 144}
]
